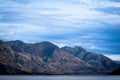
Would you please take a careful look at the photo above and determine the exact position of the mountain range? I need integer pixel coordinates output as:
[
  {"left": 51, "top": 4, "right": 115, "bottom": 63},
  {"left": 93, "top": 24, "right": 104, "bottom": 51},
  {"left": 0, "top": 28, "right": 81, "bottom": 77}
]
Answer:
[{"left": 0, "top": 40, "right": 119, "bottom": 75}]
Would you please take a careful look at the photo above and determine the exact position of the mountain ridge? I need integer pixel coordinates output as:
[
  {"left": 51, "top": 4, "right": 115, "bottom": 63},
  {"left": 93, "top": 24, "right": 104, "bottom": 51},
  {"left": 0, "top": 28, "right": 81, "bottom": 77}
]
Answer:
[
  {"left": 0, "top": 40, "right": 119, "bottom": 75},
  {"left": 61, "top": 46, "right": 120, "bottom": 74}
]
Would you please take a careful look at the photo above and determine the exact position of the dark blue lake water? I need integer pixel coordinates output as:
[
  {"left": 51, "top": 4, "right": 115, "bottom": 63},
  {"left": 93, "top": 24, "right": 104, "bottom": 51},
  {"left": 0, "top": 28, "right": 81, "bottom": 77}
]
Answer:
[{"left": 0, "top": 76, "right": 120, "bottom": 80}]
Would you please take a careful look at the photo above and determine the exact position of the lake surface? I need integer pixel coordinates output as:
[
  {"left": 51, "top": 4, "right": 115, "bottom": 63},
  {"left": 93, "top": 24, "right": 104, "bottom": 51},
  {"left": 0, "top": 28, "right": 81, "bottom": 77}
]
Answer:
[{"left": 0, "top": 76, "right": 120, "bottom": 80}]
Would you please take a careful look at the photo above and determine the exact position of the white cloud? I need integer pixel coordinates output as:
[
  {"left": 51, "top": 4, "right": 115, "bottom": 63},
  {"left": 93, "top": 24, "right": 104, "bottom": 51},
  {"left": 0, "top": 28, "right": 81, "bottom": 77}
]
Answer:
[
  {"left": 9, "top": 31, "right": 14, "bottom": 35},
  {"left": 0, "top": 22, "right": 78, "bottom": 38},
  {"left": 105, "top": 54, "right": 120, "bottom": 61},
  {"left": 1, "top": 0, "right": 120, "bottom": 28},
  {"left": 89, "top": 46, "right": 100, "bottom": 50},
  {"left": 53, "top": 42, "right": 68, "bottom": 48}
]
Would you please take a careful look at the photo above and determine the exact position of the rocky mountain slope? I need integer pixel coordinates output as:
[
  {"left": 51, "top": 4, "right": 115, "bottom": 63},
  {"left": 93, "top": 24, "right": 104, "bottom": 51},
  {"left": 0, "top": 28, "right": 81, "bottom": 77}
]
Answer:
[
  {"left": 0, "top": 40, "right": 119, "bottom": 75},
  {"left": 0, "top": 40, "right": 96, "bottom": 75},
  {"left": 61, "top": 46, "right": 120, "bottom": 74}
]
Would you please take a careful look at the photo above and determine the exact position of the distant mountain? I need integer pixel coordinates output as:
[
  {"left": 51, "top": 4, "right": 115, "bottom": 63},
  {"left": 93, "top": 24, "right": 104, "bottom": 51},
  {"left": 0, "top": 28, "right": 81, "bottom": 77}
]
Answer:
[
  {"left": 61, "top": 46, "right": 120, "bottom": 74},
  {"left": 0, "top": 41, "right": 53, "bottom": 74},
  {"left": 0, "top": 40, "right": 97, "bottom": 75},
  {"left": 0, "top": 40, "right": 119, "bottom": 75}
]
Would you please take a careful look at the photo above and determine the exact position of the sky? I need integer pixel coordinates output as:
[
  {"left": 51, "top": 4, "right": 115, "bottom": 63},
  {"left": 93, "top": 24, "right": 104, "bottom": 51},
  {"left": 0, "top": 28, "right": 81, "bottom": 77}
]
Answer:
[{"left": 0, "top": 0, "right": 120, "bottom": 60}]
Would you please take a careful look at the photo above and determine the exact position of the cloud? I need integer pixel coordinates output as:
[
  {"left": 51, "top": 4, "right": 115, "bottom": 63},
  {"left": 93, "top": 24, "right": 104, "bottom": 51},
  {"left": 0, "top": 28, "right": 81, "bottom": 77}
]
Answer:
[
  {"left": 53, "top": 42, "right": 68, "bottom": 48},
  {"left": 105, "top": 54, "right": 120, "bottom": 61},
  {"left": 89, "top": 46, "right": 104, "bottom": 50},
  {"left": 0, "top": 0, "right": 120, "bottom": 55}
]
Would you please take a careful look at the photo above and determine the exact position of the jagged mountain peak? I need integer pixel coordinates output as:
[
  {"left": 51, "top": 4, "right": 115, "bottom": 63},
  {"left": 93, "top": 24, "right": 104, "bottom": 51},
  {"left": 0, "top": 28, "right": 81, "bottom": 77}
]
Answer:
[
  {"left": 5, "top": 40, "right": 26, "bottom": 53},
  {"left": 36, "top": 41, "right": 59, "bottom": 49},
  {"left": 62, "top": 46, "right": 86, "bottom": 51},
  {"left": 1, "top": 40, "right": 120, "bottom": 75},
  {"left": 61, "top": 45, "right": 87, "bottom": 57},
  {"left": 0, "top": 40, "right": 97, "bottom": 74},
  {"left": 40, "top": 41, "right": 54, "bottom": 44},
  {"left": 5, "top": 40, "right": 59, "bottom": 57},
  {"left": 74, "top": 46, "right": 84, "bottom": 49}
]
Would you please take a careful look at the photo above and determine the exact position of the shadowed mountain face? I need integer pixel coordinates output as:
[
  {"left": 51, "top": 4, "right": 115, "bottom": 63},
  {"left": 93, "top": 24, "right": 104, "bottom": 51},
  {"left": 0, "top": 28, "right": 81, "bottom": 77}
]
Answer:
[
  {"left": 0, "top": 41, "right": 54, "bottom": 74},
  {"left": 5, "top": 41, "right": 59, "bottom": 57},
  {"left": 0, "top": 63, "right": 32, "bottom": 75},
  {"left": 61, "top": 46, "right": 120, "bottom": 74},
  {"left": 108, "top": 68, "right": 120, "bottom": 75},
  {"left": 115, "top": 61, "right": 120, "bottom": 64},
  {"left": 0, "top": 40, "right": 119, "bottom": 75}
]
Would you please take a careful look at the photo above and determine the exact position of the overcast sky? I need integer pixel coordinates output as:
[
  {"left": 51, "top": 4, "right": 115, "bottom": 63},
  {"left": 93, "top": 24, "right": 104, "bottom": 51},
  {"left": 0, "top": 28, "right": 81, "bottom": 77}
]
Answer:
[{"left": 0, "top": 0, "right": 120, "bottom": 60}]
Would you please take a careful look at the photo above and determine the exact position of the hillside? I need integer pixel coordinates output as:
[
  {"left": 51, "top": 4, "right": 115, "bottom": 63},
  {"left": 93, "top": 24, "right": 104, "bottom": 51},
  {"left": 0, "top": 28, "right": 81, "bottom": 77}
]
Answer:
[{"left": 0, "top": 40, "right": 119, "bottom": 75}]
